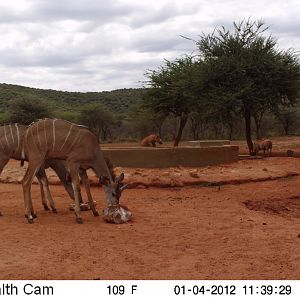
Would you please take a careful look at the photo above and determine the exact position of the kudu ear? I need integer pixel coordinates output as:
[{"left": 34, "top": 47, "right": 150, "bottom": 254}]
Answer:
[
  {"left": 116, "top": 172, "right": 125, "bottom": 183},
  {"left": 99, "top": 175, "right": 110, "bottom": 185},
  {"left": 119, "top": 183, "right": 129, "bottom": 191}
]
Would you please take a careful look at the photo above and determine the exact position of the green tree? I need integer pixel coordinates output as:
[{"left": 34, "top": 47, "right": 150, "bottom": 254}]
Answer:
[
  {"left": 6, "top": 97, "right": 51, "bottom": 125},
  {"left": 189, "top": 111, "right": 207, "bottom": 140},
  {"left": 144, "top": 55, "right": 205, "bottom": 146},
  {"left": 197, "top": 19, "right": 300, "bottom": 153},
  {"left": 78, "top": 104, "right": 116, "bottom": 141},
  {"left": 55, "top": 111, "right": 80, "bottom": 123}
]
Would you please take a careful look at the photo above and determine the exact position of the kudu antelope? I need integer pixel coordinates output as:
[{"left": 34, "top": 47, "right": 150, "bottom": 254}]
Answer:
[
  {"left": 22, "top": 119, "right": 126, "bottom": 224},
  {"left": 0, "top": 123, "right": 76, "bottom": 215}
]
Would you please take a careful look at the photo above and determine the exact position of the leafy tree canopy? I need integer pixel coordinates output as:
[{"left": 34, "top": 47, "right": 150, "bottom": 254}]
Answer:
[
  {"left": 144, "top": 55, "right": 206, "bottom": 145},
  {"left": 5, "top": 96, "right": 51, "bottom": 125},
  {"left": 196, "top": 19, "right": 300, "bottom": 152}
]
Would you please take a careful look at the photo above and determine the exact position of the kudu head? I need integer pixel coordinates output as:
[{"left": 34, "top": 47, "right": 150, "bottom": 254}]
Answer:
[{"left": 100, "top": 173, "right": 128, "bottom": 206}]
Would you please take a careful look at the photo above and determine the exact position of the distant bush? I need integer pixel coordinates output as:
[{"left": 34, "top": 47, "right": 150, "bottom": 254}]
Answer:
[
  {"left": 6, "top": 97, "right": 52, "bottom": 125},
  {"left": 54, "top": 111, "right": 80, "bottom": 123},
  {"left": 78, "top": 103, "right": 116, "bottom": 141}
]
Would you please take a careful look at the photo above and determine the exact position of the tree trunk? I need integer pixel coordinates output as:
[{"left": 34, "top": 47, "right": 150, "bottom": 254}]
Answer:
[
  {"left": 220, "top": 122, "right": 225, "bottom": 138},
  {"left": 191, "top": 123, "right": 198, "bottom": 140},
  {"left": 284, "top": 122, "right": 289, "bottom": 135},
  {"left": 95, "top": 128, "right": 101, "bottom": 143},
  {"left": 189, "top": 117, "right": 201, "bottom": 140},
  {"left": 154, "top": 120, "right": 164, "bottom": 138},
  {"left": 157, "top": 123, "right": 163, "bottom": 138},
  {"left": 213, "top": 124, "right": 219, "bottom": 137},
  {"left": 173, "top": 115, "right": 188, "bottom": 147},
  {"left": 244, "top": 110, "right": 253, "bottom": 154},
  {"left": 228, "top": 123, "right": 233, "bottom": 140},
  {"left": 253, "top": 115, "right": 262, "bottom": 140},
  {"left": 101, "top": 126, "right": 109, "bottom": 141}
]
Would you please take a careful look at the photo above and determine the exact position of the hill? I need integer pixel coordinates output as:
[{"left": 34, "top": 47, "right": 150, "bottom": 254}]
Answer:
[{"left": 0, "top": 83, "right": 144, "bottom": 118}]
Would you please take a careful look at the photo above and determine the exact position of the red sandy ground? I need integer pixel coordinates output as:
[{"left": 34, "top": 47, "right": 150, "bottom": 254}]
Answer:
[{"left": 0, "top": 157, "right": 300, "bottom": 279}]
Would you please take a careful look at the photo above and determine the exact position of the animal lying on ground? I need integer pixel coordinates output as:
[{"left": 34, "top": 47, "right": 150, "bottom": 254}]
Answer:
[
  {"left": 141, "top": 134, "right": 163, "bottom": 147},
  {"left": 103, "top": 204, "right": 132, "bottom": 224},
  {"left": 22, "top": 119, "right": 127, "bottom": 224},
  {"left": 0, "top": 123, "right": 77, "bottom": 216},
  {"left": 253, "top": 139, "right": 272, "bottom": 156}
]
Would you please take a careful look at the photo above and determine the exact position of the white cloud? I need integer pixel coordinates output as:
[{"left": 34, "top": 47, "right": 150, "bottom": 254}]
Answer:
[{"left": 0, "top": 0, "right": 300, "bottom": 91}]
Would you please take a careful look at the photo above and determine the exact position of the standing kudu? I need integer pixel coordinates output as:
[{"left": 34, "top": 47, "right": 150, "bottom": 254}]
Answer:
[
  {"left": 22, "top": 119, "right": 126, "bottom": 224},
  {"left": 0, "top": 124, "right": 76, "bottom": 215}
]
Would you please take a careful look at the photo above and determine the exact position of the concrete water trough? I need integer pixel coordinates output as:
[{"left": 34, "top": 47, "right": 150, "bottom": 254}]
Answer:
[
  {"left": 103, "top": 145, "right": 239, "bottom": 168},
  {"left": 187, "top": 140, "right": 231, "bottom": 147}
]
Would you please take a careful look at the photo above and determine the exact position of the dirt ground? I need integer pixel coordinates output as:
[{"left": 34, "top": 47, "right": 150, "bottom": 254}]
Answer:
[{"left": 0, "top": 156, "right": 300, "bottom": 280}]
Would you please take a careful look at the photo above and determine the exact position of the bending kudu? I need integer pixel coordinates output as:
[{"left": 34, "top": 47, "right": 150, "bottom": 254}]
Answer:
[
  {"left": 22, "top": 119, "right": 126, "bottom": 224},
  {"left": 0, "top": 124, "right": 77, "bottom": 215}
]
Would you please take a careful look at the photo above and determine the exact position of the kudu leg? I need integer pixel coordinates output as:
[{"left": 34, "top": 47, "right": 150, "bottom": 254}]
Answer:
[
  {"left": 37, "top": 175, "right": 49, "bottom": 211},
  {"left": 36, "top": 168, "right": 57, "bottom": 213},
  {"left": 22, "top": 160, "right": 43, "bottom": 223},
  {"left": 68, "top": 162, "right": 83, "bottom": 224},
  {"left": 28, "top": 197, "right": 37, "bottom": 219},
  {"left": 0, "top": 156, "right": 10, "bottom": 216},
  {"left": 79, "top": 169, "right": 99, "bottom": 216}
]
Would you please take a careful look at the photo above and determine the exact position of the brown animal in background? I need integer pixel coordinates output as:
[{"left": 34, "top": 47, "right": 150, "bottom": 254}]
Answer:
[
  {"left": 253, "top": 139, "right": 272, "bottom": 156},
  {"left": 141, "top": 134, "right": 163, "bottom": 147},
  {"left": 22, "top": 119, "right": 127, "bottom": 224}
]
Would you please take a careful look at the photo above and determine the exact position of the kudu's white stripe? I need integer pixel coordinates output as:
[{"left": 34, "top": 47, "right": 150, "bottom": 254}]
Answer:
[
  {"left": 21, "top": 148, "right": 25, "bottom": 160},
  {"left": 44, "top": 119, "right": 48, "bottom": 148},
  {"left": 9, "top": 124, "right": 14, "bottom": 144},
  {"left": 68, "top": 130, "right": 82, "bottom": 152},
  {"left": 52, "top": 119, "right": 57, "bottom": 151},
  {"left": 21, "top": 128, "right": 28, "bottom": 160},
  {"left": 0, "top": 127, "right": 4, "bottom": 151},
  {"left": 60, "top": 124, "right": 74, "bottom": 151},
  {"left": 30, "top": 124, "right": 38, "bottom": 151},
  {"left": 37, "top": 121, "right": 42, "bottom": 148},
  {"left": 15, "top": 123, "right": 20, "bottom": 150},
  {"left": 0, "top": 138, "right": 5, "bottom": 152},
  {"left": 4, "top": 126, "right": 10, "bottom": 150},
  {"left": 76, "top": 130, "right": 83, "bottom": 146}
]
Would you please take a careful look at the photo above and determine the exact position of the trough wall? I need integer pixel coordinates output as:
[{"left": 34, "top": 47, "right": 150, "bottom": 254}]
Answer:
[
  {"left": 102, "top": 145, "right": 239, "bottom": 168},
  {"left": 187, "top": 140, "right": 231, "bottom": 147}
]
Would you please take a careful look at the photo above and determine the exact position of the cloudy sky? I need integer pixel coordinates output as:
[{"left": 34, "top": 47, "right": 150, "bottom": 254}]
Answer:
[{"left": 0, "top": 0, "right": 300, "bottom": 92}]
